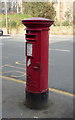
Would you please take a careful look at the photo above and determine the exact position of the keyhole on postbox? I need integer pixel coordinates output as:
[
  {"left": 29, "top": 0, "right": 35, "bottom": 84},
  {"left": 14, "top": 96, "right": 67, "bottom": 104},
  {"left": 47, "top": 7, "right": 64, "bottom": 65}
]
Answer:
[{"left": 33, "top": 62, "right": 40, "bottom": 70}]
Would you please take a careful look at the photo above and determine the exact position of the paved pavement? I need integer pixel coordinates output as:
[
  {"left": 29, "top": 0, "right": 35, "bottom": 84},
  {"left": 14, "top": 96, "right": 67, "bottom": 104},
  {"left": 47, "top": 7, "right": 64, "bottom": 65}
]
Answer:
[
  {"left": 0, "top": 34, "right": 74, "bottom": 119},
  {"left": 2, "top": 78, "right": 74, "bottom": 118}
]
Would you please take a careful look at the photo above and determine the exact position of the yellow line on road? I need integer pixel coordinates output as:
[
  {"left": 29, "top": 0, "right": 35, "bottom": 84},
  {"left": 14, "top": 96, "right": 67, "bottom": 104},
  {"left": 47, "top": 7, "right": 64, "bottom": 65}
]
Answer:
[
  {"left": 0, "top": 75, "right": 75, "bottom": 97},
  {"left": 11, "top": 73, "right": 26, "bottom": 78},
  {"left": 0, "top": 75, "right": 26, "bottom": 84},
  {"left": 15, "top": 61, "right": 25, "bottom": 66},
  {"left": 49, "top": 88, "right": 75, "bottom": 97},
  {"left": 0, "top": 70, "right": 25, "bottom": 74},
  {"left": 1, "top": 70, "right": 26, "bottom": 77},
  {"left": 4, "top": 64, "right": 25, "bottom": 70}
]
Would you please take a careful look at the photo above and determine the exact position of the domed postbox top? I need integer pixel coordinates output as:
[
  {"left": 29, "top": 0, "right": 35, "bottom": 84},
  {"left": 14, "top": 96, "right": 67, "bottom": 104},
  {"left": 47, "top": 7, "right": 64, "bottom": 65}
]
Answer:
[
  {"left": 22, "top": 17, "right": 54, "bottom": 28},
  {"left": 22, "top": 17, "right": 52, "bottom": 22}
]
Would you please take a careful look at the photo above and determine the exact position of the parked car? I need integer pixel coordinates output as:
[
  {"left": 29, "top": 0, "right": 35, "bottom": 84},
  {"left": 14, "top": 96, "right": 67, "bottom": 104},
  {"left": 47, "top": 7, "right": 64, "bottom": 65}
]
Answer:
[{"left": 0, "top": 29, "right": 3, "bottom": 36}]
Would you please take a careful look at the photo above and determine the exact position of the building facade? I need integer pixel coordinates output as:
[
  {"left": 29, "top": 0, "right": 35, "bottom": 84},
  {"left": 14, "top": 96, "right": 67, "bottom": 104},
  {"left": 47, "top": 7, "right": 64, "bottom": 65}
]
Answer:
[
  {"left": 49, "top": 0, "right": 73, "bottom": 21},
  {"left": 0, "top": 0, "right": 23, "bottom": 14},
  {"left": 0, "top": 0, "right": 73, "bottom": 22}
]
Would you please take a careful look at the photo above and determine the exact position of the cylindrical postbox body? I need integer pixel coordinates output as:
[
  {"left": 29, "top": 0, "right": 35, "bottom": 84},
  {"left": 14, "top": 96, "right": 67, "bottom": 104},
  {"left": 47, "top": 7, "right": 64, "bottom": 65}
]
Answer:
[{"left": 22, "top": 17, "right": 54, "bottom": 109}]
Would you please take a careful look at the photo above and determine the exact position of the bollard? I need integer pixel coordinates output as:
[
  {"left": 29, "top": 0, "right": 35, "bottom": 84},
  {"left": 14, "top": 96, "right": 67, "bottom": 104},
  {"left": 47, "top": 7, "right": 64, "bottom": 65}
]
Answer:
[{"left": 22, "top": 17, "right": 54, "bottom": 109}]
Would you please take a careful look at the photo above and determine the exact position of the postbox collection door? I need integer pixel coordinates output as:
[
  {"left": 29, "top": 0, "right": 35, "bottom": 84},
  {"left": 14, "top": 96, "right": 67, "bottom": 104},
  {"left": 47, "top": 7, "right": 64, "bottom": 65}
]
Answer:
[{"left": 26, "top": 31, "right": 41, "bottom": 93}]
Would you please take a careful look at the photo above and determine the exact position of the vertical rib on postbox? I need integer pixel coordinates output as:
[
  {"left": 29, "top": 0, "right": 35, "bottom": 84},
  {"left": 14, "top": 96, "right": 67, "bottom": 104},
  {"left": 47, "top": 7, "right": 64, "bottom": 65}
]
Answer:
[{"left": 22, "top": 17, "right": 54, "bottom": 109}]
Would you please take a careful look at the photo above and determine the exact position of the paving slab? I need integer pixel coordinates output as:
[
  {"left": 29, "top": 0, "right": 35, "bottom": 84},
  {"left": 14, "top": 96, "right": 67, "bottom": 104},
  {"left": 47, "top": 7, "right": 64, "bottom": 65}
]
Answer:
[{"left": 2, "top": 78, "right": 74, "bottom": 119}]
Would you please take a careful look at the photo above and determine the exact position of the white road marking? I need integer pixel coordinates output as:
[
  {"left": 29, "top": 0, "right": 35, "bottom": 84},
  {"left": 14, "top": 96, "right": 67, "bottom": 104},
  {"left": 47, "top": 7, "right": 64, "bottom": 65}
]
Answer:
[
  {"left": 50, "top": 48, "right": 70, "bottom": 52},
  {"left": 34, "top": 117, "right": 38, "bottom": 118},
  {"left": 0, "top": 36, "right": 12, "bottom": 39}
]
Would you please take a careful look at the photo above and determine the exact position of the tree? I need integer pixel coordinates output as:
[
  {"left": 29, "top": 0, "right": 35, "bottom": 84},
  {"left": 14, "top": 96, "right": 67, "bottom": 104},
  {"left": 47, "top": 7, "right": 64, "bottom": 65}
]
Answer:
[
  {"left": 64, "top": 8, "right": 71, "bottom": 21},
  {"left": 23, "top": 2, "right": 56, "bottom": 20}
]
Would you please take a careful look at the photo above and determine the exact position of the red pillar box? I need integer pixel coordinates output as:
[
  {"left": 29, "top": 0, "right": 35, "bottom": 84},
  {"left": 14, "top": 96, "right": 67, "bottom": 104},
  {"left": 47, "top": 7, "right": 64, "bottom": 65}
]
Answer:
[{"left": 22, "top": 17, "right": 54, "bottom": 109}]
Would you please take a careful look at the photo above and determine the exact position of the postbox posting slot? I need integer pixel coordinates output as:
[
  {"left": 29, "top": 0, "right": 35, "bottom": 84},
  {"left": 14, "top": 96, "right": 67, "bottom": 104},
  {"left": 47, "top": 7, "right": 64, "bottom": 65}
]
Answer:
[
  {"left": 25, "top": 34, "right": 36, "bottom": 41},
  {"left": 26, "top": 34, "right": 36, "bottom": 39}
]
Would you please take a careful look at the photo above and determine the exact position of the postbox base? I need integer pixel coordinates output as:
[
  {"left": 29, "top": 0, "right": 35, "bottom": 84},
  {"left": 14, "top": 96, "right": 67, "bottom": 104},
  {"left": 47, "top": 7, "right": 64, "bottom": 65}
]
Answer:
[{"left": 25, "top": 90, "right": 49, "bottom": 109}]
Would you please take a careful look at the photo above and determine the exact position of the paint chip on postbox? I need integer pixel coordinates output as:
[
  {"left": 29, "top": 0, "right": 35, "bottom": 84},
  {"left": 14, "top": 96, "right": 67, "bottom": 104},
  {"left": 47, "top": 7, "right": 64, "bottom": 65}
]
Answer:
[
  {"left": 27, "top": 59, "right": 31, "bottom": 66},
  {"left": 27, "top": 43, "right": 32, "bottom": 56}
]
